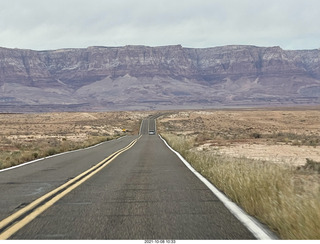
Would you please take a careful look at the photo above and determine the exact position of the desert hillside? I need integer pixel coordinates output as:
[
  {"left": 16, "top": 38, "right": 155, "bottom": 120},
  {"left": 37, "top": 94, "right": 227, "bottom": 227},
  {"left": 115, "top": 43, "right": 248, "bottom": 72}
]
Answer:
[{"left": 1, "top": 45, "right": 320, "bottom": 112}]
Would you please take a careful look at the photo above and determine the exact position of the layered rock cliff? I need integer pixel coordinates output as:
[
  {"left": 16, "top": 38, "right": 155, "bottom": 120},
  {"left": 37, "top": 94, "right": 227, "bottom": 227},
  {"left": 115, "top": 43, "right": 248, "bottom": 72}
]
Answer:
[{"left": 0, "top": 45, "right": 319, "bottom": 111}]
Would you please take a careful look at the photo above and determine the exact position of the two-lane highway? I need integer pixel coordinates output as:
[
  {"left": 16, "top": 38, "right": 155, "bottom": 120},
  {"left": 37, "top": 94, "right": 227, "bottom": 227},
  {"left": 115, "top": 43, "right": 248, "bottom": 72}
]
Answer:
[{"left": 0, "top": 118, "right": 257, "bottom": 239}]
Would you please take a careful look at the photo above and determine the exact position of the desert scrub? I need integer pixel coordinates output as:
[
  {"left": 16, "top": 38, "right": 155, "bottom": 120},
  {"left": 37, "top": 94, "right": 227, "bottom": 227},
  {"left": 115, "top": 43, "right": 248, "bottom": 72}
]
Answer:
[
  {"left": 300, "top": 158, "right": 320, "bottom": 173},
  {"left": 0, "top": 111, "right": 145, "bottom": 170},
  {"left": 267, "top": 132, "right": 320, "bottom": 147},
  {"left": 0, "top": 135, "right": 117, "bottom": 170},
  {"left": 161, "top": 133, "right": 320, "bottom": 240}
]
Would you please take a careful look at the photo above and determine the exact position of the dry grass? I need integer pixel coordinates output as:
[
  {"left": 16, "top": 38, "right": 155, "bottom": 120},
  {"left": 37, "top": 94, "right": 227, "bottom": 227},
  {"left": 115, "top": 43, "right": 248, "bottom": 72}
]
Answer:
[
  {"left": 161, "top": 133, "right": 320, "bottom": 239},
  {"left": 0, "top": 111, "right": 148, "bottom": 170},
  {"left": 158, "top": 108, "right": 320, "bottom": 239},
  {"left": 0, "top": 135, "right": 111, "bottom": 169}
]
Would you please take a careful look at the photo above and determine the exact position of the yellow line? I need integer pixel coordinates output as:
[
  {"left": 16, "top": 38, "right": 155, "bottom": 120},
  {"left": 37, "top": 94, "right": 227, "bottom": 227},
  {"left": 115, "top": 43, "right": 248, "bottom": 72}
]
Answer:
[{"left": 0, "top": 136, "right": 140, "bottom": 240}]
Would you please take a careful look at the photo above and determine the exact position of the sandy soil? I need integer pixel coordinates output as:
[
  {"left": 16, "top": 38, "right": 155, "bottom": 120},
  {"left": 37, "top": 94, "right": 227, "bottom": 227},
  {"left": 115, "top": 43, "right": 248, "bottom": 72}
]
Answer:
[
  {"left": 197, "top": 143, "right": 320, "bottom": 167},
  {"left": 2, "top": 108, "right": 320, "bottom": 169},
  {"left": 159, "top": 107, "right": 320, "bottom": 167}
]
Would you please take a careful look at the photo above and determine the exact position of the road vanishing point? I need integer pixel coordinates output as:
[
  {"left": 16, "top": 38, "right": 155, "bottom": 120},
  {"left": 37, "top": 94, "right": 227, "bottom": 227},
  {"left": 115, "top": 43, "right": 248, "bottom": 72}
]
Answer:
[{"left": 0, "top": 116, "right": 273, "bottom": 240}]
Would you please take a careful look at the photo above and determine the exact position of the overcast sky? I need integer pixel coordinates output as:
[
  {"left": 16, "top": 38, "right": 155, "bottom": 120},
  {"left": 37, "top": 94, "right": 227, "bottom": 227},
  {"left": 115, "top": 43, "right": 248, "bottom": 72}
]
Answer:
[{"left": 0, "top": 0, "right": 319, "bottom": 50}]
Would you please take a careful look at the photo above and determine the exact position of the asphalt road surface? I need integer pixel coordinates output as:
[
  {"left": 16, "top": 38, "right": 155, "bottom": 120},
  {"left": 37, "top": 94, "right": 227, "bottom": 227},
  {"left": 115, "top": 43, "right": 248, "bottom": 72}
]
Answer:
[{"left": 0, "top": 118, "right": 257, "bottom": 240}]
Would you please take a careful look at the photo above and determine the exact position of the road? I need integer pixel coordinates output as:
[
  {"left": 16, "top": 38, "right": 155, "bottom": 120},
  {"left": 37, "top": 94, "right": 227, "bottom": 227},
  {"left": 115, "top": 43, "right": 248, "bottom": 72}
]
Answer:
[{"left": 0, "top": 117, "right": 258, "bottom": 239}]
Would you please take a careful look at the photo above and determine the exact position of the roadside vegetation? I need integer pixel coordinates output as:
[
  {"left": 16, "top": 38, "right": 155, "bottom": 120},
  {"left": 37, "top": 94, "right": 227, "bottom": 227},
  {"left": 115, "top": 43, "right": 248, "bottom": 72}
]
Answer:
[
  {"left": 161, "top": 132, "right": 320, "bottom": 239},
  {"left": 158, "top": 109, "right": 320, "bottom": 239},
  {"left": 0, "top": 112, "right": 145, "bottom": 170},
  {"left": 0, "top": 135, "right": 116, "bottom": 170}
]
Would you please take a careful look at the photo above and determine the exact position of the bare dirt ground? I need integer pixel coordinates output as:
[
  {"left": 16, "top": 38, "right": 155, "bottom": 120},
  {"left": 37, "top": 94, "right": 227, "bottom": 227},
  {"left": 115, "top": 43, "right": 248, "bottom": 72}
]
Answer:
[
  {"left": 0, "top": 111, "right": 145, "bottom": 141},
  {"left": 158, "top": 107, "right": 320, "bottom": 167},
  {"left": 2, "top": 107, "right": 319, "bottom": 171}
]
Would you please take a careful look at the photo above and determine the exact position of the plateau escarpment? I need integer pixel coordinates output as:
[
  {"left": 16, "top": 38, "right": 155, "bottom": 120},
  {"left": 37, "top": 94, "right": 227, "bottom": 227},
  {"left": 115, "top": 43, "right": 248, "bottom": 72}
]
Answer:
[{"left": 0, "top": 45, "right": 320, "bottom": 112}]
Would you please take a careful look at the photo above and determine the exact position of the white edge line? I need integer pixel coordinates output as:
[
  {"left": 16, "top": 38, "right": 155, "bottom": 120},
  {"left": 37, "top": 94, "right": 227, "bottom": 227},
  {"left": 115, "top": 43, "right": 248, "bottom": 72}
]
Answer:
[
  {"left": 0, "top": 135, "right": 128, "bottom": 173},
  {"left": 139, "top": 119, "right": 143, "bottom": 135},
  {"left": 159, "top": 134, "right": 277, "bottom": 240}
]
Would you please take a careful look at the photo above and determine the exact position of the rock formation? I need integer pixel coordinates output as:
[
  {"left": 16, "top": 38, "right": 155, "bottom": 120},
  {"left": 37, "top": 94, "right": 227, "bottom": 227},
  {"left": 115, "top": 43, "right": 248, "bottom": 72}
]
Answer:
[{"left": 0, "top": 45, "right": 319, "bottom": 112}]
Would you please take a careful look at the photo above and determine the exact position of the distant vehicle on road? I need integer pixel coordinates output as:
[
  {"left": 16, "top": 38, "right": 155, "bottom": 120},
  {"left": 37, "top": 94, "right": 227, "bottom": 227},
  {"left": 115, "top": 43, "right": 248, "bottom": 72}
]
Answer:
[{"left": 148, "top": 130, "right": 155, "bottom": 135}]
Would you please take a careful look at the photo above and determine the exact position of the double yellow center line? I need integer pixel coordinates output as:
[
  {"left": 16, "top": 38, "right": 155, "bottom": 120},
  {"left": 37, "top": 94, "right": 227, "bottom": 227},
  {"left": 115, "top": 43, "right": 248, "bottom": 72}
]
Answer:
[{"left": 0, "top": 136, "right": 141, "bottom": 240}]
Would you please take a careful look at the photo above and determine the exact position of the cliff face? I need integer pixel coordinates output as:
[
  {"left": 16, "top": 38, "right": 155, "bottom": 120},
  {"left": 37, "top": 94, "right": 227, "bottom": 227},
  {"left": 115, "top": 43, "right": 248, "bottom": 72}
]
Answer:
[{"left": 0, "top": 45, "right": 320, "bottom": 111}]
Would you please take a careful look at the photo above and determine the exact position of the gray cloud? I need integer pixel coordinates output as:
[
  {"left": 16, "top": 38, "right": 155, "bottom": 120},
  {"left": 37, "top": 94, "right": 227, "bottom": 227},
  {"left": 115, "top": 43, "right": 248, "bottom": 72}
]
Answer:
[{"left": 0, "top": 0, "right": 319, "bottom": 50}]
